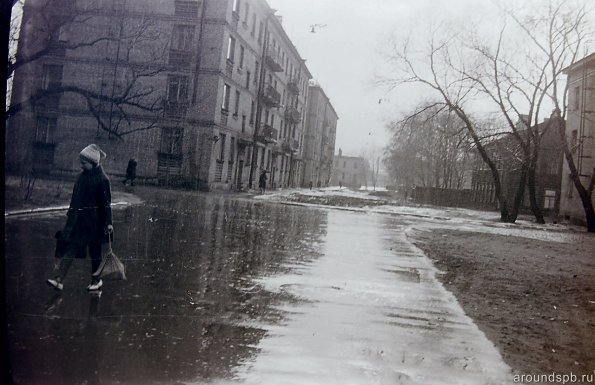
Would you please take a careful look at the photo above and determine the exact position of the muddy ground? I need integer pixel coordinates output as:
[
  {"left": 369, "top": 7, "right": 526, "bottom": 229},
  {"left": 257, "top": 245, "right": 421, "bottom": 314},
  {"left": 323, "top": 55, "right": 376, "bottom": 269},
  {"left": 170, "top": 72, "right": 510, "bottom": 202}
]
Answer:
[{"left": 412, "top": 229, "right": 595, "bottom": 379}]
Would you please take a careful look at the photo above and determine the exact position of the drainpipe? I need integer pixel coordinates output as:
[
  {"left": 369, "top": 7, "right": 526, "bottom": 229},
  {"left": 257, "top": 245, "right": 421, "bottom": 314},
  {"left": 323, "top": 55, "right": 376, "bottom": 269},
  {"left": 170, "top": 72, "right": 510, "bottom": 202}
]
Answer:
[{"left": 248, "top": 9, "right": 275, "bottom": 189}]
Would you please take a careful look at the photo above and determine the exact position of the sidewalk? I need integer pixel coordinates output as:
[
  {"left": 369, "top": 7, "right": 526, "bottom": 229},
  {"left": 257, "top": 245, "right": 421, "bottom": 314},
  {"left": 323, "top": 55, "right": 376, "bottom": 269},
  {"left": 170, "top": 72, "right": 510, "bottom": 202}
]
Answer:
[{"left": 5, "top": 174, "right": 152, "bottom": 220}]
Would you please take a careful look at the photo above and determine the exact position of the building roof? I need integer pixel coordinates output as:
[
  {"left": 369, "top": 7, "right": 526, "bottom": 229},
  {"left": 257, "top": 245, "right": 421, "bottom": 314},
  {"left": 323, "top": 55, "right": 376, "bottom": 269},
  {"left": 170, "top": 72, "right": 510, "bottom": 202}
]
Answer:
[
  {"left": 562, "top": 52, "right": 595, "bottom": 74},
  {"left": 308, "top": 83, "right": 338, "bottom": 119}
]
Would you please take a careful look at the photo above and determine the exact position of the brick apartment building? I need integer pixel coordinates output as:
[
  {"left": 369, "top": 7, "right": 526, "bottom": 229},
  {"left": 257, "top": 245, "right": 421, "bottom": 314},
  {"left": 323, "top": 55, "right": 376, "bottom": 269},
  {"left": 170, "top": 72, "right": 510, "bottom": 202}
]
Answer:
[
  {"left": 301, "top": 83, "right": 338, "bottom": 188},
  {"left": 7, "top": 0, "right": 312, "bottom": 191}
]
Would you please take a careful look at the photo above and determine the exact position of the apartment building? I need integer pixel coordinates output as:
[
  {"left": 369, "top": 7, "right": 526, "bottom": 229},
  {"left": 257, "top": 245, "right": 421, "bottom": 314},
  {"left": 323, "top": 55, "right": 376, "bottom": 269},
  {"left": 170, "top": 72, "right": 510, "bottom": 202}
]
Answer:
[
  {"left": 559, "top": 53, "right": 595, "bottom": 225},
  {"left": 7, "top": 0, "right": 311, "bottom": 191},
  {"left": 332, "top": 149, "right": 366, "bottom": 189},
  {"left": 301, "top": 82, "right": 338, "bottom": 187}
]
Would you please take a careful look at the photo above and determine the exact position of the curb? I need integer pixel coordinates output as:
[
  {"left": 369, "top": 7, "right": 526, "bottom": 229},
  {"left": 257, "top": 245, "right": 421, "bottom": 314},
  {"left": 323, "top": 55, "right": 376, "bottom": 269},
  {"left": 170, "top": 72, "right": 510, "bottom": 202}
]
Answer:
[{"left": 5, "top": 201, "right": 130, "bottom": 218}]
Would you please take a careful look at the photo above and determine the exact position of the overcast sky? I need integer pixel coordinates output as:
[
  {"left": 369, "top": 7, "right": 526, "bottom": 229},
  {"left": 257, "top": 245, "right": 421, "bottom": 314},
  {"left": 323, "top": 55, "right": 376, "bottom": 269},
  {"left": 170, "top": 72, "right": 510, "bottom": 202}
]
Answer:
[{"left": 267, "top": 0, "right": 594, "bottom": 157}]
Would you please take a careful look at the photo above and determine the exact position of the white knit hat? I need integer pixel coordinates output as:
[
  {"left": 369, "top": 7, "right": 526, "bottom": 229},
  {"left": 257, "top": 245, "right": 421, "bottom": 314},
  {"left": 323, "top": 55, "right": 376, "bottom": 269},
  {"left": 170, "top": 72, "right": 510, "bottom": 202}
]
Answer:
[{"left": 80, "top": 144, "right": 106, "bottom": 165}]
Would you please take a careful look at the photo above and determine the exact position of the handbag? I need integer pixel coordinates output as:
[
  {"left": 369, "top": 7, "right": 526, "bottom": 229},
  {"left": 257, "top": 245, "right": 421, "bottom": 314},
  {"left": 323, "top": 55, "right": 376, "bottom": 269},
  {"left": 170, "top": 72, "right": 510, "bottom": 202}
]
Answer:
[{"left": 93, "top": 237, "right": 126, "bottom": 280}]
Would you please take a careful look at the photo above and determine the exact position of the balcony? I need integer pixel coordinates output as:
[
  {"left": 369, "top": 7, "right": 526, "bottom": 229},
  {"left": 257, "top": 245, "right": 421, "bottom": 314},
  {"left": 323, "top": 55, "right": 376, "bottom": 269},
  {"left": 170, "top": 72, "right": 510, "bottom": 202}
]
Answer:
[
  {"left": 281, "top": 138, "right": 300, "bottom": 154},
  {"left": 162, "top": 99, "right": 189, "bottom": 117},
  {"left": 281, "top": 140, "right": 291, "bottom": 154},
  {"left": 287, "top": 80, "right": 300, "bottom": 95},
  {"left": 261, "top": 85, "right": 281, "bottom": 107},
  {"left": 284, "top": 106, "right": 301, "bottom": 123},
  {"left": 257, "top": 124, "right": 278, "bottom": 144},
  {"left": 265, "top": 54, "right": 283, "bottom": 72}
]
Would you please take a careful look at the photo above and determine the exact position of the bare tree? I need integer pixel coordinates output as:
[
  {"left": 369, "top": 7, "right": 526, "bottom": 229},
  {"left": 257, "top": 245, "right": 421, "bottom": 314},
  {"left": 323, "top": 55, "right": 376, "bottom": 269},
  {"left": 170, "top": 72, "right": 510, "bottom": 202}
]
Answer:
[
  {"left": 380, "top": 0, "right": 592, "bottom": 225},
  {"left": 7, "top": 0, "right": 168, "bottom": 139},
  {"left": 381, "top": 29, "right": 518, "bottom": 222},
  {"left": 384, "top": 103, "right": 472, "bottom": 193},
  {"left": 458, "top": 1, "right": 591, "bottom": 224},
  {"left": 513, "top": 2, "right": 595, "bottom": 232}
]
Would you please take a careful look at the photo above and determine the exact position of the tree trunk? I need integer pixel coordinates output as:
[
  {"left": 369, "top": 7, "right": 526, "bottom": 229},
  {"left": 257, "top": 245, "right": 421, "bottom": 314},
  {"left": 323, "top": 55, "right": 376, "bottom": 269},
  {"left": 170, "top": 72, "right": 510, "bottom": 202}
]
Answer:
[
  {"left": 527, "top": 162, "right": 545, "bottom": 224},
  {"left": 558, "top": 123, "right": 595, "bottom": 232},
  {"left": 582, "top": 197, "right": 595, "bottom": 233},
  {"left": 509, "top": 167, "right": 527, "bottom": 223},
  {"left": 453, "top": 107, "right": 512, "bottom": 222}
]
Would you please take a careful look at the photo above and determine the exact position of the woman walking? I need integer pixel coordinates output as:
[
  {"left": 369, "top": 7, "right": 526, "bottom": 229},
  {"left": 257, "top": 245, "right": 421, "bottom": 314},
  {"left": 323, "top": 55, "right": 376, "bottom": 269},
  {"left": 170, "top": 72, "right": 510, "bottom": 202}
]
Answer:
[{"left": 47, "top": 144, "right": 113, "bottom": 291}]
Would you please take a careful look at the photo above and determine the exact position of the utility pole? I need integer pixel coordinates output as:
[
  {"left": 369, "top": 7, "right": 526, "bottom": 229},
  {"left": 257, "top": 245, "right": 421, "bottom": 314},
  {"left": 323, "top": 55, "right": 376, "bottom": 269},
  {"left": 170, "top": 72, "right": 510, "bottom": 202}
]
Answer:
[{"left": 248, "top": 9, "right": 274, "bottom": 188}]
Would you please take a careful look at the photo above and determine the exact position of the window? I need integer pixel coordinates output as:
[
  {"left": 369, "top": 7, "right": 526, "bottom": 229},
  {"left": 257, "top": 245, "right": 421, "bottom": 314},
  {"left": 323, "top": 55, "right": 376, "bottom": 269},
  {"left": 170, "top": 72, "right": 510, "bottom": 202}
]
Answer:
[
  {"left": 35, "top": 116, "right": 57, "bottom": 143},
  {"left": 246, "top": 71, "right": 251, "bottom": 89},
  {"left": 239, "top": 45, "right": 245, "bottom": 68},
  {"left": 573, "top": 86, "right": 580, "bottom": 111},
  {"left": 244, "top": 3, "right": 250, "bottom": 22},
  {"left": 234, "top": 90, "right": 240, "bottom": 115},
  {"left": 570, "top": 130, "right": 578, "bottom": 153},
  {"left": 258, "top": 21, "right": 264, "bottom": 45},
  {"left": 254, "top": 61, "right": 259, "bottom": 84},
  {"left": 219, "top": 133, "right": 227, "bottom": 161},
  {"left": 41, "top": 65, "right": 63, "bottom": 90},
  {"left": 544, "top": 190, "right": 556, "bottom": 209},
  {"left": 174, "top": 0, "right": 198, "bottom": 17},
  {"left": 249, "top": 100, "right": 255, "bottom": 124},
  {"left": 167, "top": 75, "right": 188, "bottom": 103},
  {"left": 227, "top": 36, "right": 236, "bottom": 62},
  {"left": 171, "top": 25, "right": 194, "bottom": 51},
  {"left": 160, "top": 127, "right": 183, "bottom": 155},
  {"left": 251, "top": 14, "right": 256, "bottom": 36},
  {"left": 230, "top": 137, "right": 235, "bottom": 163},
  {"left": 242, "top": 115, "right": 246, "bottom": 132},
  {"left": 222, "top": 84, "right": 231, "bottom": 111}
]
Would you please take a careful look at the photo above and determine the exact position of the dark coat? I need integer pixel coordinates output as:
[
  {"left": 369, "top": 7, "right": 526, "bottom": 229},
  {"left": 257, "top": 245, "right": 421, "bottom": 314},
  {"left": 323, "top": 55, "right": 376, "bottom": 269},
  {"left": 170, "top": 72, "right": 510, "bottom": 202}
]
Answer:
[
  {"left": 258, "top": 172, "right": 267, "bottom": 188},
  {"left": 61, "top": 164, "right": 112, "bottom": 252},
  {"left": 125, "top": 159, "right": 137, "bottom": 179}
]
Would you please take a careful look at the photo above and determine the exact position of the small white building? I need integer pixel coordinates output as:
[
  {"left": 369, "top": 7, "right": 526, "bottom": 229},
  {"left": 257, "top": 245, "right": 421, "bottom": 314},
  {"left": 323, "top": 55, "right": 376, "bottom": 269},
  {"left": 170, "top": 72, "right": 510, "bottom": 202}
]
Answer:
[{"left": 332, "top": 149, "right": 367, "bottom": 189}]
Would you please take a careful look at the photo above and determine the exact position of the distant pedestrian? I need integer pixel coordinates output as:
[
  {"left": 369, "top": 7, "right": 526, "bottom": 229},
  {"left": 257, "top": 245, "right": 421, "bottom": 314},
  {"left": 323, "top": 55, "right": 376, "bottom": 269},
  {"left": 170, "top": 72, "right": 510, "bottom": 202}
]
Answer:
[
  {"left": 259, "top": 170, "right": 268, "bottom": 194},
  {"left": 309, "top": 180, "right": 313, "bottom": 190},
  {"left": 47, "top": 144, "right": 113, "bottom": 292},
  {"left": 123, "top": 158, "right": 137, "bottom": 186}
]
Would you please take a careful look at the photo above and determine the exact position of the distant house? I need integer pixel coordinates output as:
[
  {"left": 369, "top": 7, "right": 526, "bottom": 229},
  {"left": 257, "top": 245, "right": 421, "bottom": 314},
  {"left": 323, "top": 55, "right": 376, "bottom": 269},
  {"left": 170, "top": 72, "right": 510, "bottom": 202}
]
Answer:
[
  {"left": 559, "top": 53, "right": 595, "bottom": 226},
  {"left": 332, "top": 149, "right": 366, "bottom": 189},
  {"left": 301, "top": 83, "right": 338, "bottom": 188},
  {"left": 470, "top": 116, "right": 564, "bottom": 215}
]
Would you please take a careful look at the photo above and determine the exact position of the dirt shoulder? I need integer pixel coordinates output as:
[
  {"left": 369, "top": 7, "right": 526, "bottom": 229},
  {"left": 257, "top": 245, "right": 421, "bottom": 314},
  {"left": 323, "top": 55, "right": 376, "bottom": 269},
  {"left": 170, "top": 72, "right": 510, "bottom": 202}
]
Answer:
[{"left": 411, "top": 229, "right": 595, "bottom": 379}]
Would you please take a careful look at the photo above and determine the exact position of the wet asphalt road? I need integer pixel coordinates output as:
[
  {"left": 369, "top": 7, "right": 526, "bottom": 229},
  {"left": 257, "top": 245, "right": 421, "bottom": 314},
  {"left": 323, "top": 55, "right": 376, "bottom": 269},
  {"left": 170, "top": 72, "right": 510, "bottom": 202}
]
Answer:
[{"left": 5, "top": 189, "right": 512, "bottom": 385}]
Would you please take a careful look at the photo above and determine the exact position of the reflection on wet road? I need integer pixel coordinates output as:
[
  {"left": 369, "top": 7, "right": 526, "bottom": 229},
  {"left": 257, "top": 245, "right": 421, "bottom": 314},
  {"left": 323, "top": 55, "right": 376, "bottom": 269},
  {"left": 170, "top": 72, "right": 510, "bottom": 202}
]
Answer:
[
  {"left": 232, "top": 211, "right": 511, "bottom": 385},
  {"left": 5, "top": 191, "right": 511, "bottom": 384}
]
